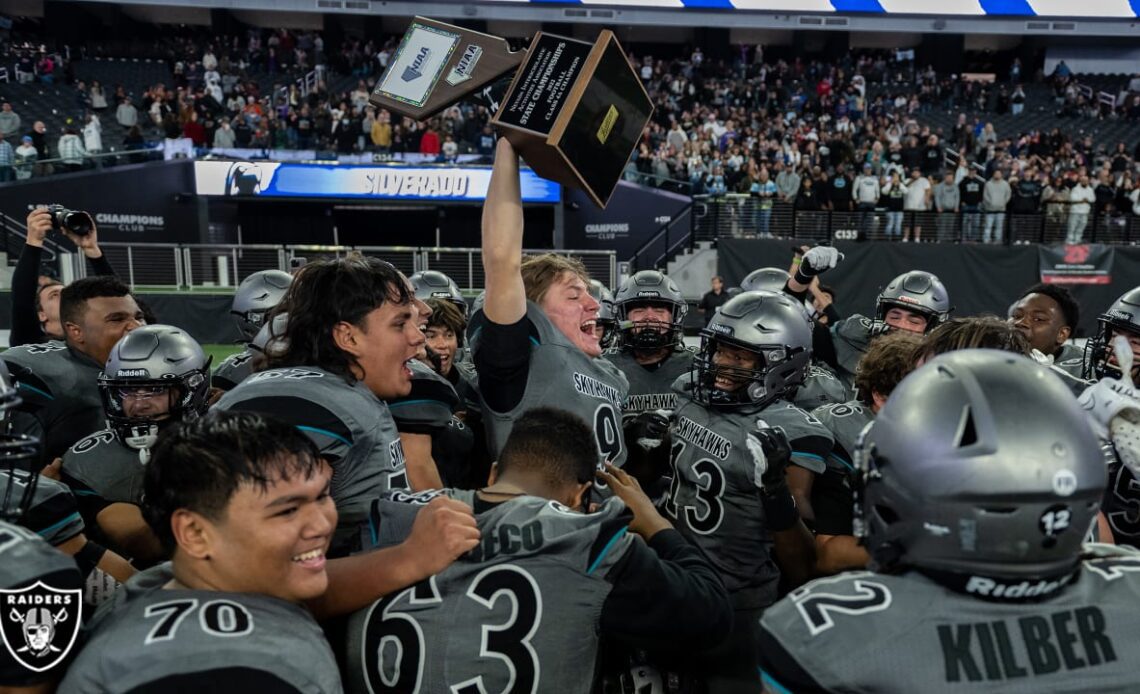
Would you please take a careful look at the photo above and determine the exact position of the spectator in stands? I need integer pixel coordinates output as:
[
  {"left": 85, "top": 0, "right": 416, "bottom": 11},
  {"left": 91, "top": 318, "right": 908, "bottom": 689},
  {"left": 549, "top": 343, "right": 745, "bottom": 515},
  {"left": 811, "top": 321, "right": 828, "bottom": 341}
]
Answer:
[
  {"left": 14, "top": 135, "right": 36, "bottom": 180},
  {"left": 750, "top": 166, "right": 777, "bottom": 237},
  {"left": 37, "top": 54, "right": 54, "bottom": 84},
  {"left": 0, "top": 134, "right": 12, "bottom": 184},
  {"left": 854, "top": 163, "right": 880, "bottom": 235},
  {"left": 1011, "top": 84, "right": 1026, "bottom": 116},
  {"left": 983, "top": 169, "right": 1011, "bottom": 244},
  {"left": 213, "top": 119, "right": 235, "bottom": 149},
  {"left": 775, "top": 160, "right": 800, "bottom": 205},
  {"left": 903, "top": 167, "right": 931, "bottom": 242},
  {"left": 0, "top": 103, "right": 21, "bottom": 139},
  {"left": 202, "top": 45, "right": 218, "bottom": 72},
  {"left": 920, "top": 134, "right": 942, "bottom": 177},
  {"left": 89, "top": 80, "right": 108, "bottom": 112},
  {"left": 419, "top": 123, "right": 440, "bottom": 156},
  {"left": 115, "top": 96, "right": 138, "bottom": 129},
  {"left": 57, "top": 128, "right": 87, "bottom": 173},
  {"left": 933, "top": 171, "right": 959, "bottom": 242},
  {"left": 1094, "top": 171, "right": 1116, "bottom": 220},
  {"left": 14, "top": 53, "right": 34, "bottom": 84},
  {"left": 881, "top": 170, "right": 906, "bottom": 240},
  {"left": 1067, "top": 174, "right": 1096, "bottom": 244},
  {"left": 1009, "top": 168, "right": 1044, "bottom": 240},
  {"left": 958, "top": 167, "right": 984, "bottom": 242},
  {"left": 182, "top": 110, "right": 207, "bottom": 146},
  {"left": 83, "top": 113, "right": 103, "bottom": 156},
  {"left": 29, "top": 120, "right": 51, "bottom": 176}
]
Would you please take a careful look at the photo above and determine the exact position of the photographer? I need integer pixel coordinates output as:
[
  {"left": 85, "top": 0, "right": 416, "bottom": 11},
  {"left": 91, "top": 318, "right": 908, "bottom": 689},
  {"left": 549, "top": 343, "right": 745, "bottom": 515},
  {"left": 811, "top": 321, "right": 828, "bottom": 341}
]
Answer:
[{"left": 11, "top": 207, "right": 116, "bottom": 347}]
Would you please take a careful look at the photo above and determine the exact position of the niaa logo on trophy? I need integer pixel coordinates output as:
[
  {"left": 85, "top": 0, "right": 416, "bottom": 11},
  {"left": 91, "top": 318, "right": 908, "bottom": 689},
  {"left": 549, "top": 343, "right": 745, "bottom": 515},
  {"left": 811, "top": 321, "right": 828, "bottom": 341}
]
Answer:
[{"left": 0, "top": 581, "right": 82, "bottom": 673}]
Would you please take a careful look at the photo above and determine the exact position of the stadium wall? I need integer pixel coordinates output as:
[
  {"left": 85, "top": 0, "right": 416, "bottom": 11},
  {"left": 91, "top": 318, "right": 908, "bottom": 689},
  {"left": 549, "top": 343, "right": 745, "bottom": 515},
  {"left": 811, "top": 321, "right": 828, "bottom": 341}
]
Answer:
[
  {"left": 0, "top": 160, "right": 201, "bottom": 243},
  {"left": 718, "top": 239, "right": 1140, "bottom": 338}
]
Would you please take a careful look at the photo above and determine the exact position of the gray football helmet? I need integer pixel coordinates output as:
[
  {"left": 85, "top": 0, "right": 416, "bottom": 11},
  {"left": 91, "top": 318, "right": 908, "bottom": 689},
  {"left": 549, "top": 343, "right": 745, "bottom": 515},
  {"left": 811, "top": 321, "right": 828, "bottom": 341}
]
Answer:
[
  {"left": 98, "top": 325, "right": 212, "bottom": 455},
  {"left": 739, "top": 267, "right": 790, "bottom": 294},
  {"left": 232, "top": 270, "right": 293, "bottom": 342},
  {"left": 250, "top": 312, "right": 290, "bottom": 360},
  {"left": 588, "top": 279, "right": 617, "bottom": 350},
  {"left": 692, "top": 290, "right": 812, "bottom": 409},
  {"left": 0, "top": 360, "right": 41, "bottom": 524},
  {"left": 1084, "top": 286, "right": 1140, "bottom": 381},
  {"left": 613, "top": 270, "right": 688, "bottom": 351},
  {"left": 874, "top": 270, "right": 951, "bottom": 333},
  {"left": 855, "top": 350, "right": 1105, "bottom": 586},
  {"left": 409, "top": 270, "right": 468, "bottom": 319}
]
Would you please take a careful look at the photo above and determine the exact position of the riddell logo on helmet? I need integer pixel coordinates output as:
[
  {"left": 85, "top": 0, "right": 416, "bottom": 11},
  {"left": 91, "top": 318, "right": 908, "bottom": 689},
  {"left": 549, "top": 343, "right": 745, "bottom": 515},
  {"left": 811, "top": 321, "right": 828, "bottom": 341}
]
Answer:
[
  {"left": 895, "top": 296, "right": 920, "bottom": 305},
  {"left": 965, "top": 574, "right": 1072, "bottom": 599},
  {"left": 637, "top": 291, "right": 660, "bottom": 298},
  {"left": 709, "top": 323, "right": 733, "bottom": 336},
  {"left": 116, "top": 369, "right": 148, "bottom": 377},
  {"left": 1107, "top": 309, "right": 1133, "bottom": 322}
]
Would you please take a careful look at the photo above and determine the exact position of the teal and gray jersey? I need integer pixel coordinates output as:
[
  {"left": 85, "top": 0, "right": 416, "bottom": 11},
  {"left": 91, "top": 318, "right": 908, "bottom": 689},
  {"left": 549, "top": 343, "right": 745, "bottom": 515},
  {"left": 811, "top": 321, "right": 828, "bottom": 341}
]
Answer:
[
  {"left": 811, "top": 401, "right": 875, "bottom": 536},
  {"left": 477, "top": 303, "right": 630, "bottom": 467},
  {"left": 388, "top": 360, "right": 457, "bottom": 432},
  {"left": 607, "top": 348, "right": 694, "bottom": 419},
  {"left": 759, "top": 551, "right": 1140, "bottom": 694},
  {"left": 211, "top": 348, "right": 255, "bottom": 391},
  {"left": 793, "top": 364, "right": 850, "bottom": 412},
  {"left": 215, "top": 366, "right": 406, "bottom": 538},
  {"left": 831, "top": 314, "right": 876, "bottom": 386},
  {"left": 0, "top": 471, "right": 85, "bottom": 546},
  {"left": 59, "top": 563, "right": 342, "bottom": 694},
  {"left": 346, "top": 492, "right": 636, "bottom": 694},
  {"left": 389, "top": 360, "right": 473, "bottom": 487},
  {"left": 0, "top": 520, "right": 83, "bottom": 687},
  {"left": 2, "top": 341, "right": 106, "bottom": 462},
  {"left": 664, "top": 394, "right": 833, "bottom": 608},
  {"left": 1054, "top": 343, "right": 1088, "bottom": 380},
  {"left": 812, "top": 401, "right": 874, "bottom": 474},
  {"left": 61, "top": 429, "right": 144, "bottom": 529}
]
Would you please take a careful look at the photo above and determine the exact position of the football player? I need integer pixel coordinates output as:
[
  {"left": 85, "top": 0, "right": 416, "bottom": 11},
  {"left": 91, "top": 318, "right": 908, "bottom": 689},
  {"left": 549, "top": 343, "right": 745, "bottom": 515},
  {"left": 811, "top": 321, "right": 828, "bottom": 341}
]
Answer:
[
  {"left": 60, "top": 325, "right": 211, "bottom": 565},
  {"left": 211, "top": 269, "right": 292, "bottom": 391},
  {"left": 1084, "top": 286, "right": 1140, "bottom": 386},
  {"left": 757, "top": 349, "right": 1140, "bottom": 693},
  {"left": 345, "top": 407, "right": 731, "bottom": 694},
  {"left": 789, "top": 259, "right": 950, "bottom": 388},
  {"left": 476, "top": 139, "right": 629, "bottom": 467},
  {"left": 3, "top": 276, "right": 146, "bottom": 462},
  {"left": 421, "top": 298, "right": 483, "bottom": 488},
  {"left": 215, "top": 257, "right": 426, "bottom": 553},
  {"left": 811, "top": 330, "right": 921, "bottom": 575},
  {"left": 589, "top": 278, "right": 618, "bottom": 350},
  {"left": 409, "top": 269, "right": 469, "bottom": 320},
  {"left": 58, "top": 411, "right": 343, "bottom": 693},
  {"left": 1009, "top": 283, "right": 1083, "bottom": 376},
  {"left": 665, "top": 290, "right": 831, "bottom": 691}
]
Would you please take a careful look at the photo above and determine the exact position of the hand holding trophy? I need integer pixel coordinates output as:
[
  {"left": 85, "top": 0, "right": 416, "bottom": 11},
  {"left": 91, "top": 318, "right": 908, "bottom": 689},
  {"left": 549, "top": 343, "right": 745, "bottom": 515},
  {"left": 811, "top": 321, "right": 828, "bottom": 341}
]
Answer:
[{"left": 370, "top": 17, "right": 654, "bottom": 208}]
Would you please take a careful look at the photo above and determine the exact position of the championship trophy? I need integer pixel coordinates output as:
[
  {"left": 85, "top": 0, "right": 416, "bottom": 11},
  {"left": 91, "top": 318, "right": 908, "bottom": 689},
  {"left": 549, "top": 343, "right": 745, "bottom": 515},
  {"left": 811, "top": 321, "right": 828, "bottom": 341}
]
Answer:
[{"left": 370, "top": 17, "right": 654, "bottom": 208}]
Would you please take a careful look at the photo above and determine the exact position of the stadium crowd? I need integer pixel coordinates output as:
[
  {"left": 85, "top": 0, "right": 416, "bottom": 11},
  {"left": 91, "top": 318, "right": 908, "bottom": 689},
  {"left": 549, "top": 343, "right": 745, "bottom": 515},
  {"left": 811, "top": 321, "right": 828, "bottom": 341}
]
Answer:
[
  {"left": 4, "top": 30, "right": 1140, "bottom": 243},
  {"left": 4, "top": 134, "right": 1140, "bottom": 691}
]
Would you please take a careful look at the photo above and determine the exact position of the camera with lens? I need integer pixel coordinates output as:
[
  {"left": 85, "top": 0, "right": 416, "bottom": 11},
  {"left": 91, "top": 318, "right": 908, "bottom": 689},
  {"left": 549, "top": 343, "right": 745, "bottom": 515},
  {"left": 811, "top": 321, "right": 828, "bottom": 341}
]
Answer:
[{"left": 46, "top": 205, "right": 93, "bottom": 236}]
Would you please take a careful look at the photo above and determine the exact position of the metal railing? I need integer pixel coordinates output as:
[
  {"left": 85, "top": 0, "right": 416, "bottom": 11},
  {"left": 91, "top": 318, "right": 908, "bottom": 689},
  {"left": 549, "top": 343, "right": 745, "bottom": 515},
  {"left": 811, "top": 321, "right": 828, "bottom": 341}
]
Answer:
[
  {"left": 691, "top": 194, "right": 1140, "bottom": 245},
  {"left": 92, "top": 242, "right": 617, "bottom": 292},
  {"left": 627, "top": 203, "right": 696, "bottom": 273}
]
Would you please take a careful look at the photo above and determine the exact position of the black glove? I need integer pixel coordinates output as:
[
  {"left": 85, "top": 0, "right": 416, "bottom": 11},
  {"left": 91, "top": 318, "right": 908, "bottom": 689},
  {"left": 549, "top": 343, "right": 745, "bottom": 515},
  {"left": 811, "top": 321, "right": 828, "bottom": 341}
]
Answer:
[
  {"left": 756, "top": 423, "right": 793, "bottom": 494},
  {"left": 625, "top": 411, "right": 671, "bottom": 453}
]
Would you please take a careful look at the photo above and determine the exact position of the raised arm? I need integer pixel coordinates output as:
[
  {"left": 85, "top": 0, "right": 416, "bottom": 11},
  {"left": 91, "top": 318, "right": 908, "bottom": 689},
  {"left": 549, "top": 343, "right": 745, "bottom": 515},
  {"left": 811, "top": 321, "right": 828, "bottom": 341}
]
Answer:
[{"left": 481, "top": 138, "right": 527, "bottom": 326}]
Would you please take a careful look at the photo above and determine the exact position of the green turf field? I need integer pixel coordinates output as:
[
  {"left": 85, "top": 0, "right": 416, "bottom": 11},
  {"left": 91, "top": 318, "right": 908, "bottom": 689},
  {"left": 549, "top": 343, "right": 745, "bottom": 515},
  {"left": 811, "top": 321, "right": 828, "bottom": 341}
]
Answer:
[{"left": 203, "top": 344, "right": 244, "bottom": 365}]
